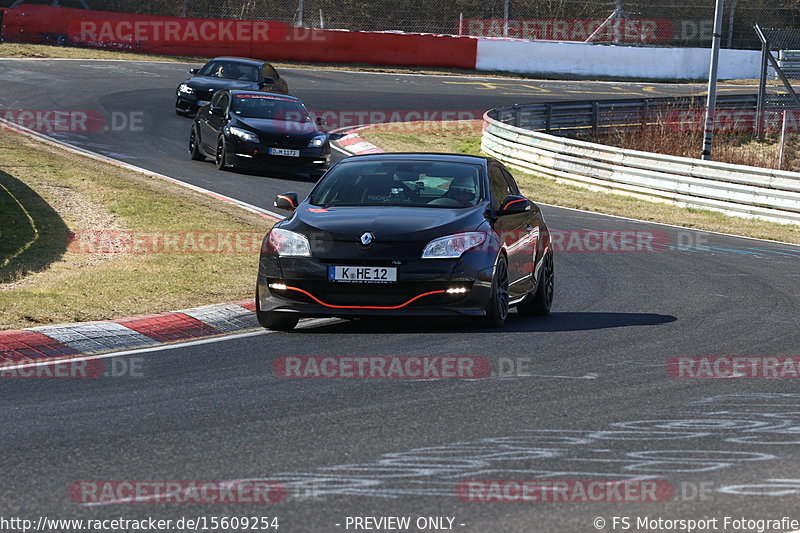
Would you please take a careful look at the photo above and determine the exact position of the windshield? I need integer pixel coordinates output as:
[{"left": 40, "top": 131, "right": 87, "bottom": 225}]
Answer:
[
  {"left": 310, "top": 161, "right": 483, "bottom": 208},
  {"left": 197, "top": 60, "right": 259, "bottom": 82},
  {"left": 231, "top": 94, "right": 312, "bottom": 122}
]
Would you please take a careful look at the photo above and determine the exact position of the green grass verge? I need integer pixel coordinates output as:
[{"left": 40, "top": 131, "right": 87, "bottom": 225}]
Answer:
[
  {"left": 0, "top": 130, "right": 273, "bottom": 330},
  {"left": 359, "top": 121, "right": 800, "bottom": 245}
]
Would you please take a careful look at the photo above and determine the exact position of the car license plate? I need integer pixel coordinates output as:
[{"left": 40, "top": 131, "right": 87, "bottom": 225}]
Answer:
[
  {"left": 329, "top": 266, "right": 397, "bottom": 283},
  {"left": 268, "top": 148, "right": 300, "bottom": 157},
  {"left": 197, "top": 100, "right": 210, "bottom": 107}
]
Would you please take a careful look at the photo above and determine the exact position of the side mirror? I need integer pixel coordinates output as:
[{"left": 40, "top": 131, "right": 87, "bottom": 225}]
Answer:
[
  {"left": 328, "top": 132, "right": 345, "bottom": 141},
  {"left": 497, "top": 195, "right": 530, "bottom": 216},
  {"left": 189, "top": 68, "right": 199, "bottom": 74},
  {"left": 274, "top": 192, "right": 299, "bottom": 211},
  {"left": 316, "top": 116, "right": 327, "bottom": 126}
]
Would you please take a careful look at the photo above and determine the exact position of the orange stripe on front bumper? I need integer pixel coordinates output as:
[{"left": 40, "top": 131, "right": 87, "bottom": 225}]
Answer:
[{"left": 282, "top": 286, "right": 447, "bottom": 310}]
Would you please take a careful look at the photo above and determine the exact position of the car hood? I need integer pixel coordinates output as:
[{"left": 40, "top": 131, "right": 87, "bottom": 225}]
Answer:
[
  {"left": 234, "top": 117, "right": 321, "bottom": 138},
  {"left": 287, "top": 205, "right": 486, "bottom": 243},
  {"left": 184, "top": 76, "right": 259, "bottom": 91}
]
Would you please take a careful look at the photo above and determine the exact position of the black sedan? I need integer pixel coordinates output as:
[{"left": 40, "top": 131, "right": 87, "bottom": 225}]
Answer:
[
  {"left": 190, "top": 90, "right": 332, "bottom": 178},
  {"left": 175, "top": 57, "right": 289, "bottom": 116},
  {"left": 256, "top": 153, "right": 554, "bottom": 330}
]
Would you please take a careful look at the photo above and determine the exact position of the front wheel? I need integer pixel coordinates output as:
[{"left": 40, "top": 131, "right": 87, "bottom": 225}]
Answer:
[
  {"left": 189, "top": 127, "right": 205, "bottom": 160},
  {"left": 255, "top": 287, "right": 299, "bottom": 331},
  {"left": 258, "top": 311, "right": 299, "bottom": 331},
  {"left": 215, "top": 137, "right": 235, "bottom": 171},
  {"left": 480, "top": 254, "right": 510, "bottom": 328},
  {"left": 517, "top": 251, "right": 554, "bottom": 316}
]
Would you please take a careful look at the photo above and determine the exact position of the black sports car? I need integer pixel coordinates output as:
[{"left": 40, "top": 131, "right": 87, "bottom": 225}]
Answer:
[
  {"left": 190, "top": 90, "right": 332, "bottom": 178},
  {"left": 175, "top": 57, "right": 289, "bottom": 116},
  {"left": 256, "top": 153, "right": 554, "bottom": 331}
]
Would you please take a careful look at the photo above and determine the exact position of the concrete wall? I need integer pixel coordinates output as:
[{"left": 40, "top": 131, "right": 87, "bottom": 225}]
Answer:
[{"left": 476, "top": 38, "right": 761, "bottom": 80}]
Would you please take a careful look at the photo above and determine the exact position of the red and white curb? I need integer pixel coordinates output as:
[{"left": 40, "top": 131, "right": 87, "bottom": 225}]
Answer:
[
  {"left": 0, "top": 124, "right": 387, "bottom": 368},
  {"left": 0, "top": 300, "right": 259, "bottom": 367},
  {"left": 332, "top": 124, "right": 386, "bottom": 155}
]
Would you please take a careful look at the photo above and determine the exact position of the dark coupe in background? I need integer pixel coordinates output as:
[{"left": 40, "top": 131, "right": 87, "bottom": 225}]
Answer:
[
  {"left": 256, "top": 153, "right": 554, "bottom": 330},
  {"left": 175, "top": 57, "right": 289, "bottom": 116},
  {"left": 189, "top": 90, "right": 333, "bottom": 178}
]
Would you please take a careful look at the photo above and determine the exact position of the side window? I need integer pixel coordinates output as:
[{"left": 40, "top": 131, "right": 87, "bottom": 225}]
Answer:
[
  {"left": 500, "top": 167, "right": 521, "bottom": 195},
  {"left": 264, "top": 65, "right": 279, "bottom": 80},
  {"left": 218, "top": 94, "right": 230, "bottom": 113},
  {"left": 489, "top": 166, "right": 513, "bottom": 210}
]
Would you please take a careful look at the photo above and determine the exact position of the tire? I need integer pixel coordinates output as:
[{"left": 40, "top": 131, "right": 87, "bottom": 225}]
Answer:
[
  {"left": 517, "top": 251, "right": 554, "bottom": 316},
  {"left": 215, "top": 137, "right": 234, "bottom": 171},
  {"left": 189, "top": 127, "right": 205, "bottom": 160},
  {"left": 480, "top": 254, "right": 510, "bottom": 328},
  {"left": 258, "top": 311, "right": 299, "bottom": 331},
  {"left": 255, "top": 287, "right": 299, "bottom": 331}
]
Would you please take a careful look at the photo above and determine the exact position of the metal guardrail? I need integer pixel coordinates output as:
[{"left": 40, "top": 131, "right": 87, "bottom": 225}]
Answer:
[
  {"left": 492, "top": 95, "right": 758, "bottom": 135},
  {"left": 482, "top": 95, "right": 800, "bottom": 225}
]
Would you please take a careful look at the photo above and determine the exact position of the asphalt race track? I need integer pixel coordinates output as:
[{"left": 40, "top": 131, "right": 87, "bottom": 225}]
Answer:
[{"left": 2, "top": 60, "right": 800, "bottom": 532}]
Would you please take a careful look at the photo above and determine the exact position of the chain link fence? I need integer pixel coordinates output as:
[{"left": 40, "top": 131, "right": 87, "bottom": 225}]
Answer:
[{"left": 3, "top": 0, "right": 800, "bottom": 50}]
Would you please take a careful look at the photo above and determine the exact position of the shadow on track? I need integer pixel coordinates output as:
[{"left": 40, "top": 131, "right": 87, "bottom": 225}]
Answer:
[{"left": 297, "top": 311, "right": 677, "bottom": 334}]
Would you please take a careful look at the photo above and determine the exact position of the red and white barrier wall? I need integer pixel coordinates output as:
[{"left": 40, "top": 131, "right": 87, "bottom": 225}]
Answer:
[
  {"left": 0, "top": 5, "right": 478, "bottom": 69},
  {"left": 0, "top": 5, "right": 761, "bottom": 79}
]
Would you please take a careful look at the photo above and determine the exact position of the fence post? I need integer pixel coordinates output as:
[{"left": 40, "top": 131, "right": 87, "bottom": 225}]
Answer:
[
  {"left": 591, "top": 102, "right": 599, "bottom": 137},
  {"left": 641, "top": 100, "right": 649, "bottom": 130},
  {"left": 513, "top": 105, "right": 521, "bottom": 128},
  {"left": 545, "top": 104, "right": 552, "bottom": 134}
]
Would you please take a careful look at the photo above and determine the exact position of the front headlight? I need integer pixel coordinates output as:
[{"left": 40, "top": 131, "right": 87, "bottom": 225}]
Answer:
[
  {"left": 227, "top": 127, "right": 259, "bottom": 143},
  {"left": 178, "top": 83, "right": 194, "bottom": 94},
  {"left": 421, "top": 232, "right": 486, "bottom": 259},
  {"left": 308, "top": 135, "right": 326, "bottom": 148},
  {"left": 268, "top": 228, "right": 311, "bottom": 257}
]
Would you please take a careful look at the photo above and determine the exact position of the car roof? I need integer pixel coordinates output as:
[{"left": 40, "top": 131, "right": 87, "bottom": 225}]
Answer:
[
  {"left": 227, "top": 90, "right": 300, "bottom": 101},
  {"left": 339, "top": 153, "right": 493, "bottom": 165},
  {"left": 208, "top": 57, "right": 269, "bottom": 66}
]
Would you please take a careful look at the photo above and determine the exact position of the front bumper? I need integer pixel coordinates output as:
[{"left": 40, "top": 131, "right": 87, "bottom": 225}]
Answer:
[
  {"left": 176, "top": 93, "right": 206, "bottom": 114},
  {"left": 227, "top": 138, "right": 330, "bottom": 177},
  {"left": 257, "top": 253, "right": 495, "bottom": 318}
]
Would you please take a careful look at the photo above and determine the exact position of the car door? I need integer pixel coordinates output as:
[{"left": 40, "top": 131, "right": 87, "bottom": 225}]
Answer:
[
  {"left": 201, "top": 91, "right": 230, "bottom": 151},
  {"left": 198, "top": 90, "right": 222, "bottom": 151},
  {"left": 500, "top": 165, "right": 539, "bottom": 293},
  {"left": 488, "top": 163, "right": 534, "bottom": 298}
]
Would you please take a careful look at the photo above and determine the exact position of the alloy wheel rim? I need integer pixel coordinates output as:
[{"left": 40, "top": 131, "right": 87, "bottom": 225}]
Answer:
[
  {"left": 496, "top": 258, "right": 509, "bottom": 320},
  {"left": 544, "top": 254, "right": 554, "bottom": 306},
  {"left": 216, "top": 141, "right": 223, "bottom": 166}
]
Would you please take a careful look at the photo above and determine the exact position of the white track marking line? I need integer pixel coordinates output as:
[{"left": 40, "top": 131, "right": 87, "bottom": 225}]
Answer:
[
  {"left": 0, "top": 318, "right": 342, "bottom": 373},
  {"left": 0, "top": 117, "right": 285, "bottom": 221},
  {"left": 3, "top": 58, "right": 784, "bottom": 247}
]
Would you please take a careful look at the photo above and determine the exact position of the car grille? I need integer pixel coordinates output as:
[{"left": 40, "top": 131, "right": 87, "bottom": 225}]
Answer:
[{"left": 259, "top": 134, "right": 309, "bottom": 149}]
